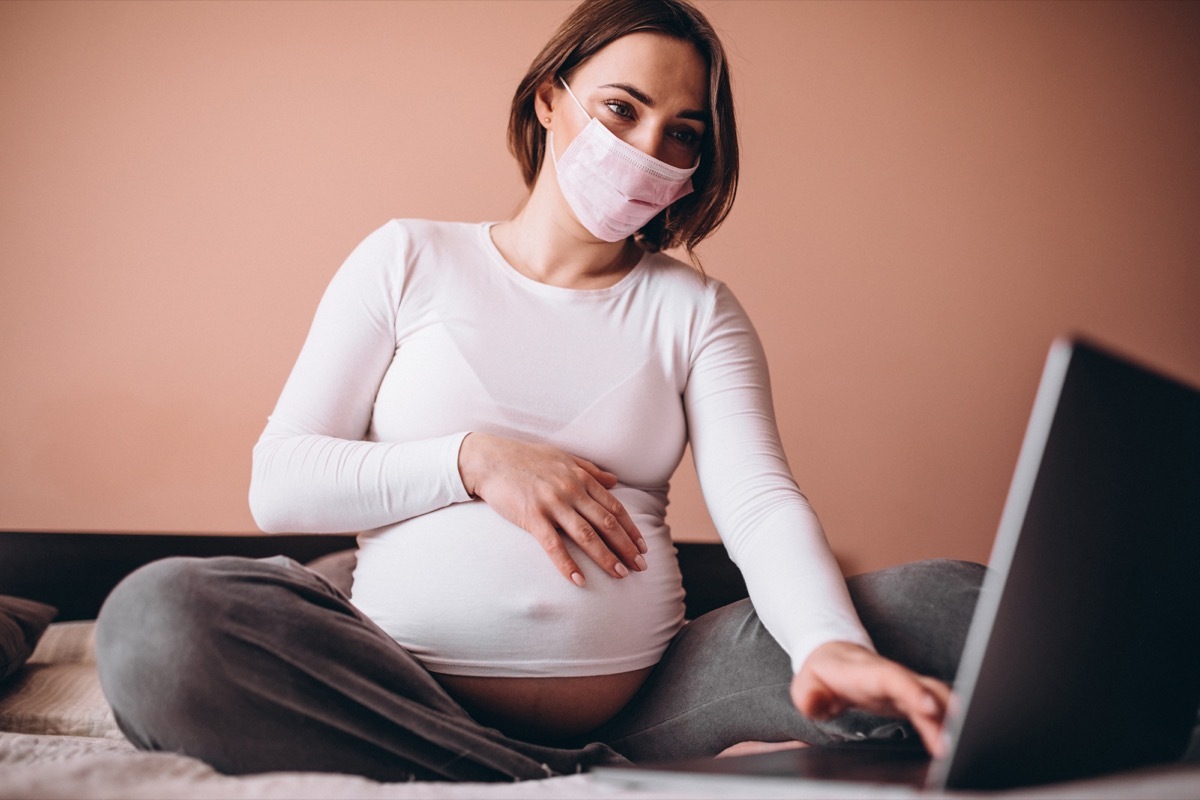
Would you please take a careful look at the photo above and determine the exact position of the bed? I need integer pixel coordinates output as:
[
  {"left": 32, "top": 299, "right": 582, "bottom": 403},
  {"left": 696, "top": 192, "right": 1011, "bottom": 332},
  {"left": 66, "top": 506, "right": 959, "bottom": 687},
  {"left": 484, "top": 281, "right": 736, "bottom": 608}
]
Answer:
[{"left": 2, "top": 531, "right": 1197, "bottom": 799}]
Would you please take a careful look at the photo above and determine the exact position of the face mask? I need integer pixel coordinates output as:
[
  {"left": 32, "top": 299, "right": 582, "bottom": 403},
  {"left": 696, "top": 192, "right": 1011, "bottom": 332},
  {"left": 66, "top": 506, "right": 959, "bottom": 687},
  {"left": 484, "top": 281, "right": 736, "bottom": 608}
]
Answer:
[{"left": 550, "top": 78, "right": 700, "bottom": 242}]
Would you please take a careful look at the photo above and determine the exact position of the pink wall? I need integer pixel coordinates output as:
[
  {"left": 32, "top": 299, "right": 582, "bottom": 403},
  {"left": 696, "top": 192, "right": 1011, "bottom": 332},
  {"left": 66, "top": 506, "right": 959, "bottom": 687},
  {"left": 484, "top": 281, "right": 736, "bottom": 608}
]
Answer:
[{"left": 2, "top": 1, "right": 1198, "bottom": 573}]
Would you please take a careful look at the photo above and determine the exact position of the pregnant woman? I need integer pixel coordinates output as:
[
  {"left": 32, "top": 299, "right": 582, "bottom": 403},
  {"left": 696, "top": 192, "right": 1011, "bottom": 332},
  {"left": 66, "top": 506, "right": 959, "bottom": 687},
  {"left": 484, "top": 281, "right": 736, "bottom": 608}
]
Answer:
[{"left": 96, "top": 0, "right": 982, "bottom": 782}]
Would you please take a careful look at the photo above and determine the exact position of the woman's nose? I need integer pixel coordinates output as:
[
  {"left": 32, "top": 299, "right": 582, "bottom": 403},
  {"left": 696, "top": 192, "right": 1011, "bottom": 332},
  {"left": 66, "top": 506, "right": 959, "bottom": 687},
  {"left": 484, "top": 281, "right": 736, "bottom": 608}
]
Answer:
[
  {"left": 625, "top": 127, "right": 678, "bottom": 167},
  {"left": 624, "top": 128, "right": 656, "bottom": 158}
]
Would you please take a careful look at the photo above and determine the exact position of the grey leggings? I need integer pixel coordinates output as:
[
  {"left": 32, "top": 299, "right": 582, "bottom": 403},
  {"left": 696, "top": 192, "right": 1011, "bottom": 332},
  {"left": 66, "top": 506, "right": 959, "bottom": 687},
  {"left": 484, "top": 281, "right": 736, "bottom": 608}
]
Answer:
[{"left": 94, "top": 555, "right": 985, "bottom": 782}]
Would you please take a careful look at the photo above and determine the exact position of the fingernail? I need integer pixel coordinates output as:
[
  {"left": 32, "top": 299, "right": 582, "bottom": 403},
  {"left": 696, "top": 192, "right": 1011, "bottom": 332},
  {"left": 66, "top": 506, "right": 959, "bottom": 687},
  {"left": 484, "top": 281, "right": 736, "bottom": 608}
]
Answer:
[
  {"left": 615, "top": 563, "right": 629, "bottom": 578},
  {"left": 636, "top": 538, "right": 649, "bottom": 554},
  {"left": 634, "top": 554, "right": 647, "bottom": 571},
  {"left": 571, "top": 572, "right": 586, "bottom": 587}
]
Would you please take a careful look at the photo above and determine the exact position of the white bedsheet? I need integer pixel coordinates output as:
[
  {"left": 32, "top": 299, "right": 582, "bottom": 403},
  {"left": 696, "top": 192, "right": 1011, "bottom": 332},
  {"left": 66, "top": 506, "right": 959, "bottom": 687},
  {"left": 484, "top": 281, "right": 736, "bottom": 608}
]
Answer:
[
  {"left": 0, "top": 731, "right": 684, "bottom": 800},
  {"left": 4, "top": 730, "right": 1200, "bottom": 800}
]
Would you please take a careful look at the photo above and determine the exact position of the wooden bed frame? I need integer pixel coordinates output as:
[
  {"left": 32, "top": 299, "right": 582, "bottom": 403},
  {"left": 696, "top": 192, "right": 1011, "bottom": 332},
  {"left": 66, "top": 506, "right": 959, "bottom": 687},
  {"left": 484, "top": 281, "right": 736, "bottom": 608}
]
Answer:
[{"left": 0, "top": 531, "right": 748, "bottom": 621}]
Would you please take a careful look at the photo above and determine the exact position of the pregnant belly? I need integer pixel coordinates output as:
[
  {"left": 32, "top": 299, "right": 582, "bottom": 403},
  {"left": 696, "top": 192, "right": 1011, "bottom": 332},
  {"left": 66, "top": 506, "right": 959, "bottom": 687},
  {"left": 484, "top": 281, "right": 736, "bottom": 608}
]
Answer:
[
  {"left": 351, "top": 496, "right": 685, "bottom": 678},
  {"left": 436, "top": 667, "right": 654, "bottom": 741}
]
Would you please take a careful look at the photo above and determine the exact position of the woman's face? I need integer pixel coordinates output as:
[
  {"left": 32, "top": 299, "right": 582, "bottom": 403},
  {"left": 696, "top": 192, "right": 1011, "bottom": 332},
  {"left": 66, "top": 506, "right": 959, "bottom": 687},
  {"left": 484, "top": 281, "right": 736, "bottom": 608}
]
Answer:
[{"left": 541, "top": 32, "right": 709, "bottom": 171}]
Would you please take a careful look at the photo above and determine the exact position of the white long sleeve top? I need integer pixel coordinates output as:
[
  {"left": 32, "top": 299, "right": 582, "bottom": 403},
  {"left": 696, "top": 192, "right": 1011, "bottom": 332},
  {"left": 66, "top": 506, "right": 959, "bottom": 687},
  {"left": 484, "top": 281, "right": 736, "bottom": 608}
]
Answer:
[{"left": 250, "top": 219, "right": 872, "bottom": 677}]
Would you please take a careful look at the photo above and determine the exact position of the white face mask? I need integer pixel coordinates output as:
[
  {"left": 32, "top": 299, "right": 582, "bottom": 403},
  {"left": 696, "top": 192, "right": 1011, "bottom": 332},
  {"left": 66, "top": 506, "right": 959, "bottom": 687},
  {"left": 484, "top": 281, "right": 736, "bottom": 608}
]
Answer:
[{"left": 550, "top": 78, "right": 700, "bottom": 242}]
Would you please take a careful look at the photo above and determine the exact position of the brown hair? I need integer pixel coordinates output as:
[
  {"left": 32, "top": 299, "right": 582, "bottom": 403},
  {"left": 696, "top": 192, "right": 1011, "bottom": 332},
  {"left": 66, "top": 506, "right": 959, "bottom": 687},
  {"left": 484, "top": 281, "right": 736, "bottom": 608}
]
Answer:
[{"left": 508, "top": 0, "right": 739, "bottom": 259}]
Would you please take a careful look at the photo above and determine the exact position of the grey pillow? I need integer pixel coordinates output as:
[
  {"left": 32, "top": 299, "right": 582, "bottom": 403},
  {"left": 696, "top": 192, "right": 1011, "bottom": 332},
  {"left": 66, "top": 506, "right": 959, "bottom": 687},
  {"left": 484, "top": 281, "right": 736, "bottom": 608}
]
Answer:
[
  {"left": 0, "top": 595, "right": 57, "bottom": 683},
  {"left": 306, "top": 549, "right": 357, "bottom": 596}
]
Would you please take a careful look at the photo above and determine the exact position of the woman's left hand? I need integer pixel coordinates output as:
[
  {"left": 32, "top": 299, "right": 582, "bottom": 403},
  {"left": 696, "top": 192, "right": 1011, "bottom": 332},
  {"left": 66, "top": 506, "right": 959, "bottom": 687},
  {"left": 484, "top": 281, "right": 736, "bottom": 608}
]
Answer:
[{"left": 791, "top": 641, "right": 952, "bottom": 758}]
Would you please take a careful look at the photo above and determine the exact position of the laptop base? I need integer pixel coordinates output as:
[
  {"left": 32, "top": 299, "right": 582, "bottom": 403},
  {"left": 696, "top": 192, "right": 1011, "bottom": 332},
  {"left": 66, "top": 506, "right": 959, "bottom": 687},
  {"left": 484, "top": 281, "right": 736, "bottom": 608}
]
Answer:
[{"left": 594, "top": 742, "right": 931, "bottom": 794}]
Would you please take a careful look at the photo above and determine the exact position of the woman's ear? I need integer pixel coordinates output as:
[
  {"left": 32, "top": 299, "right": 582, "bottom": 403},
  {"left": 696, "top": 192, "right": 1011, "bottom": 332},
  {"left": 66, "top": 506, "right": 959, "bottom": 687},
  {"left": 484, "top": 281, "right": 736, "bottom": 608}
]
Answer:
[{"left": 533, "top": 79, "right": 558, "bottom": 130}]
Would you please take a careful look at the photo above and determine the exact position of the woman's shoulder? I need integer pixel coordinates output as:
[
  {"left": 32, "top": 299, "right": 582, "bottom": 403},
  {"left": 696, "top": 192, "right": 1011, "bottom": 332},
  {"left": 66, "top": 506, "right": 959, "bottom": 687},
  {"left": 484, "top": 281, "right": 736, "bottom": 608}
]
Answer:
[
  {"left": 342, "top": 218, "right": 488, "bottom": 275},
  {"left": 638, "top": 251, "right": 763, "bottom": 355},
  {"left": 366, "top": 218, "right": 485, "bottom": 248},
  {"left": 637, "top": 249, "right": 741, "bottom": 321},
  {"left": 639, "top": 250, "right": 724, "bottom": 297},
  {"left": 330, "top": 219, "right": 488, "bottom": 300}
]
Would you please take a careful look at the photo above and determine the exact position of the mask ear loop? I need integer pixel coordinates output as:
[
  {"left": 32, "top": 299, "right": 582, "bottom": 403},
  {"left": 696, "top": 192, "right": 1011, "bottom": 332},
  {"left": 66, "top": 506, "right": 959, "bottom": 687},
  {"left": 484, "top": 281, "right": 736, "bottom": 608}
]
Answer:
[
  {"left": 559, "top": 77, "right": 591, "bottom": 120},
  {"left": 543, "top": 79, "right": 584, "bottom": 168},
  {"left": 547, "top": 78, "right": 592, "bottom": 172}
]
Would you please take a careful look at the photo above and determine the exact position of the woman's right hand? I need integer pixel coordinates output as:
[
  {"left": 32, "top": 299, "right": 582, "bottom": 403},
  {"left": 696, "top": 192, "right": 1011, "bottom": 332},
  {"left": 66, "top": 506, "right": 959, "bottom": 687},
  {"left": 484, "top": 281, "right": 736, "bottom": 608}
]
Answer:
[
  {"left": 457, "top": 432, "right": 648, "bottom": 586},
  {"left": 791, "top": 641, "right": 952, "bottom": 758}
]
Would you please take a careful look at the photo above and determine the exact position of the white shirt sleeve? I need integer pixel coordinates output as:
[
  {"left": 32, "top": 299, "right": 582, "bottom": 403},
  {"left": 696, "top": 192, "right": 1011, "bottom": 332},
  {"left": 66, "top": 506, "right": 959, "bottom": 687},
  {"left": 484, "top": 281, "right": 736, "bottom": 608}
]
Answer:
[
  {"left": 685, "top": 282, "right": 875, "bottom": 673},
  {"left": 248, "top": 222, "right": 471, "bottom": 533}
]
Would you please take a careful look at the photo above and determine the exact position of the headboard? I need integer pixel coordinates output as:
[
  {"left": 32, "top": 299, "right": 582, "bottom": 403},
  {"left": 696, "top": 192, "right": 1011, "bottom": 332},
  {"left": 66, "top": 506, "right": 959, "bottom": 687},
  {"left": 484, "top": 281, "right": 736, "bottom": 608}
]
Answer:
[
  {"left": 0, "top": 531, "right": 747, "bottom": 622},
  {"left": 0, "top": 531, "right": 356, "bottom": 621}
]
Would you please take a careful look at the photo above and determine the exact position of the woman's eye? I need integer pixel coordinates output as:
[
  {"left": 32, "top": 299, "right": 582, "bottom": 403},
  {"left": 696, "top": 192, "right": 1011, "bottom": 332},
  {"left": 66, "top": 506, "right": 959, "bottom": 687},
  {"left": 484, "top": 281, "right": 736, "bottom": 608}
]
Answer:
[
  {"left": 604, "top": 100, "right": 634, "bottom": 119},
  {"left": 672, "top": 128, "right": 702, "bottom": 148}
]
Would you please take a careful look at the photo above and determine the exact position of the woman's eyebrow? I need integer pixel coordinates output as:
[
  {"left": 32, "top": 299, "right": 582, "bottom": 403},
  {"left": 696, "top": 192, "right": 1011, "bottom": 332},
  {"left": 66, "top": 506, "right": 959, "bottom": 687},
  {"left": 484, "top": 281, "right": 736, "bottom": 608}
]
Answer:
[{"left": 599, "top": 82, "right": 710, "bottom": 123}]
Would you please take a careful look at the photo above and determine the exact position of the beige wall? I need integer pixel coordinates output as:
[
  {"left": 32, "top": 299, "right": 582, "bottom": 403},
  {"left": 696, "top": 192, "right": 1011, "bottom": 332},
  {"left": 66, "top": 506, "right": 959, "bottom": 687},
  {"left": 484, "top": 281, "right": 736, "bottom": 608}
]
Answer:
[{"left": 2, "top": 1, "right": 1198, "bottom": 573}]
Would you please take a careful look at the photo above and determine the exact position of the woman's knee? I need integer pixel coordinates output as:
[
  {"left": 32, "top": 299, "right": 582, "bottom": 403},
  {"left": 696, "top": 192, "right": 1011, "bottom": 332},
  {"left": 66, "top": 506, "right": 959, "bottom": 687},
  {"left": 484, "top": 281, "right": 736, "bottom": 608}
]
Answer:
[
  {"left": 98, "top": 557, "right": 206, "bottom": 652},
  {"left": 848, "top": 559, "right": 985, "bottom": 613},
  {"left": 95, "top": 557, "right": 283, "bottom": 729},
  {"left": 847, "top": 558, "right": 987, "bottom": 680},
  {"left": 97, "top": 556, "right": 239, "bottom": 650}
]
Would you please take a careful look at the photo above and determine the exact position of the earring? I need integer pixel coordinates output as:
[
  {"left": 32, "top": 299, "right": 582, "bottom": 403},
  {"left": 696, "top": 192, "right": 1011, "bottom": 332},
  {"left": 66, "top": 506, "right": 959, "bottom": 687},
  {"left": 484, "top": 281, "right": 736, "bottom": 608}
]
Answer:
[{"left": 544, "top": 117, "right": 551, "bottom": 125}]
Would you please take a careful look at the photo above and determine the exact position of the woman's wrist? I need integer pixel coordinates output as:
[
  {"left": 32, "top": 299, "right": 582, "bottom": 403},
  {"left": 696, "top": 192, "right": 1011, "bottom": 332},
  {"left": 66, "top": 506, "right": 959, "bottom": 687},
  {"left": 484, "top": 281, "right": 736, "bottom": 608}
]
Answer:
[{"left": 457, "top": 432, "right": 480, "bottom": 497}]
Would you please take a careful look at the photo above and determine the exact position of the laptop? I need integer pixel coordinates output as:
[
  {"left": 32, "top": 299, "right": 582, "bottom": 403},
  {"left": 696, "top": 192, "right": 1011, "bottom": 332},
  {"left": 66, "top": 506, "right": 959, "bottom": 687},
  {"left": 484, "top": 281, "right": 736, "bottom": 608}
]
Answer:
[{"left": 595, "top": 335, "right": 1200, "bottom": 793}]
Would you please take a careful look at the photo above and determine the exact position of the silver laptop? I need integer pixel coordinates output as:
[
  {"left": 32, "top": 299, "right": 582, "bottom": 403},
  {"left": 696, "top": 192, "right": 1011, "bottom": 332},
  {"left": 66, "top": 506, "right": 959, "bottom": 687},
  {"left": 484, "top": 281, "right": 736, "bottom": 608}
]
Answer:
[{"left": 595, "top": 336, "right": 1200, "bottom": 792}]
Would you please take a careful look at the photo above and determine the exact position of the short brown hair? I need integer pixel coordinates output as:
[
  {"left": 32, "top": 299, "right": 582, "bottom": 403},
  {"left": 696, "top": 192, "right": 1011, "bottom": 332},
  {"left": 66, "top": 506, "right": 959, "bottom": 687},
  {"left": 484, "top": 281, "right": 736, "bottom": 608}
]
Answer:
[{"left": 508, "top": 0, "right": 739, "bottom": 258}]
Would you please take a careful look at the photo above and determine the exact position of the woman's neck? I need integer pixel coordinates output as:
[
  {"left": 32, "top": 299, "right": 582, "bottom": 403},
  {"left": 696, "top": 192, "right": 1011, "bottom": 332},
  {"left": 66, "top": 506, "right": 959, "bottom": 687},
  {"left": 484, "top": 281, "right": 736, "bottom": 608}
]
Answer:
[{"left": 492, "top": 176, "right": 640, "bottom": 290}]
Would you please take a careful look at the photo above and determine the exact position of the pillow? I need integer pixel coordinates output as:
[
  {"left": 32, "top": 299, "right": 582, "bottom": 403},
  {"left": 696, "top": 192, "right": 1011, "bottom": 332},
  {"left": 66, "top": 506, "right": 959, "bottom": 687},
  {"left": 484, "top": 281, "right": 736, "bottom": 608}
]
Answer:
[
  {"left": 306, "top": 548, "right": 357, "bottom": 596},
  {"left": 0, "top": 595, "right": 57, "bottom": 683}
]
